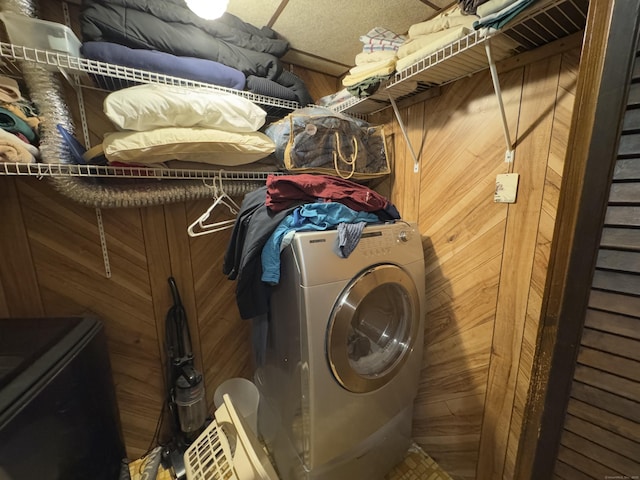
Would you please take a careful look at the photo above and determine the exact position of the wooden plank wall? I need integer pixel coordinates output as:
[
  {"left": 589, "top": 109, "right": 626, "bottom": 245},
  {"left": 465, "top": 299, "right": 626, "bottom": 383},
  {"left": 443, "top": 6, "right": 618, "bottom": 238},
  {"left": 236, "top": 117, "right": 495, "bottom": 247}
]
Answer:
[
  {"left": 388, "top": 42, "right": 581, "bottom": 479},
  {"left": 0, "top": 0, "right": 341, "bottom": 459},
  {"left": 552, "top": 44, "right": 640, "bottom": 480},
  {"left": 0, "top": 0, "right": 587, "bottom": 472}
]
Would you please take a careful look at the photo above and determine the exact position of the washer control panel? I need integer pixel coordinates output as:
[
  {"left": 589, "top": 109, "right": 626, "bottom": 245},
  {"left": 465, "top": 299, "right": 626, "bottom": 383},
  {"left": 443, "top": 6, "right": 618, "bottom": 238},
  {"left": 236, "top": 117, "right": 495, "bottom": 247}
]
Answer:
[{"left": 359, "top": 223, "right": 417, "bottom": 258}]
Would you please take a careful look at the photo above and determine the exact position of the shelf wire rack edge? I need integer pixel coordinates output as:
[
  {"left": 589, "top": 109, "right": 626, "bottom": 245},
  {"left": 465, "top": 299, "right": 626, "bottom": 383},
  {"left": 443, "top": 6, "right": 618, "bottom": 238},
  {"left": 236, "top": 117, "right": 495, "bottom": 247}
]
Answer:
[
  {"left": 0, "top": 162, "right": 282, "bottom": 180},
  {"left": 0, "top": 42, "right": 301, "bottom": 111}
]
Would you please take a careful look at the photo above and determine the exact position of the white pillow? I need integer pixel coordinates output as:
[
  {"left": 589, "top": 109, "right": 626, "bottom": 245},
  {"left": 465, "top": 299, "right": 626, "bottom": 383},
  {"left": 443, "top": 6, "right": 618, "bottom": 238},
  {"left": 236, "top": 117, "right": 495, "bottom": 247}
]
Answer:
[
  {"left": 103, "top": 127, "right": 275, "bottom": 166},
  {"left": 104, "top": 83, "right": 267, "bottom": 133}
]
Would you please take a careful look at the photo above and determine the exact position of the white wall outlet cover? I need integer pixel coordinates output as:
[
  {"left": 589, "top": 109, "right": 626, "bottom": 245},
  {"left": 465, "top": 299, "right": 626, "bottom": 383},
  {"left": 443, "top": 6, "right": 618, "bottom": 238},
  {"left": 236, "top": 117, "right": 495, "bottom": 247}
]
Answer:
[{"left": 495, "top": 173, "right": 519, "bottom": 203}]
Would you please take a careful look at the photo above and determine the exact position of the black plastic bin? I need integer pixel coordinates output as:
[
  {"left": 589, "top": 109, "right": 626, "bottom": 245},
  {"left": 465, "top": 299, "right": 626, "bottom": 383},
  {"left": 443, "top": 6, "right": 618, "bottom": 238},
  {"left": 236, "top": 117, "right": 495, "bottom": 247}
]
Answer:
[{"left": 0, "top": 315, "right": 126, "bottom": 480}]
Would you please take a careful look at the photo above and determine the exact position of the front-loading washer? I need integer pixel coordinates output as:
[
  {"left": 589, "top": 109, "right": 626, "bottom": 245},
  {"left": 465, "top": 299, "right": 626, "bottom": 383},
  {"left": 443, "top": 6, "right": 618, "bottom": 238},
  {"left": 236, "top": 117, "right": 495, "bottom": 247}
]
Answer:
[{"left": 255, "top": 221, "right": 425, "bottom": 480}]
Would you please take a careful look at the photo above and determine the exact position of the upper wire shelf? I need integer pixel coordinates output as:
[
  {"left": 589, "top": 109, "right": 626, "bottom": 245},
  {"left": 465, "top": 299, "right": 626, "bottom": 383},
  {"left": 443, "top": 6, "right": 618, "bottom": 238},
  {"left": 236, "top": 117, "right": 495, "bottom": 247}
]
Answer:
[
  {"left": 333, "top": 0, "right": 589, "bottom": 116},
  {"left": 0, "top": 41, "right": 300, "bottom": 116}
]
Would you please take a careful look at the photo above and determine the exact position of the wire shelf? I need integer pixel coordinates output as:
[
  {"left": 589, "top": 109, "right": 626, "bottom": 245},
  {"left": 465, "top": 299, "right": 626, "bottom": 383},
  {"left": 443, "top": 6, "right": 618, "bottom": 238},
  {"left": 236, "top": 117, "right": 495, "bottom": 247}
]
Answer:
[
  {"left": 334, "top": 0, "right": 588, "bottom": 116},
  {"left": 0, "top": 41, "right": 301, "bottom": 113},
  {"left": 0, "top": 162, "right": 282, "bottom": 181}
]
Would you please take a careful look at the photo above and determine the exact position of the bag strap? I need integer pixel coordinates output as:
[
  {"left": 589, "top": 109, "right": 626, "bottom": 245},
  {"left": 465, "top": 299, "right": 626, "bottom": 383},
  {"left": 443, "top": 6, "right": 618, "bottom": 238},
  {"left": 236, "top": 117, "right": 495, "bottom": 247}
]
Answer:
[{"left": 332, "top": 131, "right": 358, "bottom": 179}]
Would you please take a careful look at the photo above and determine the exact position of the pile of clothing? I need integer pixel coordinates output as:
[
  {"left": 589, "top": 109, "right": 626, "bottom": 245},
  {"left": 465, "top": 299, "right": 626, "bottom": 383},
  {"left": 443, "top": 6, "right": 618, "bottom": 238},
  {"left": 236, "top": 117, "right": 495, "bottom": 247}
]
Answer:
[
  {"left": 341, "top": 27, "right": 407, "bottom": 98},
  {"left": 79, "top": 0, "right": 314, "bottom": 107},
  {"left": 0, "top": 75, "right": 40, "bottom": 163},
  {"left": 223, "top": 174, "right": 400, "bottom": 319}
]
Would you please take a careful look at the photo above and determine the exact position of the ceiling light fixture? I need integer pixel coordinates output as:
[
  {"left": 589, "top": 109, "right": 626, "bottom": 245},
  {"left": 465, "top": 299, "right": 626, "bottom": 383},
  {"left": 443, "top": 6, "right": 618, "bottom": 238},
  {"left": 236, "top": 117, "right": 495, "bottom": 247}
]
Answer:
[{"left": 185, "top": 0, "right": 229, "bottom": 20}]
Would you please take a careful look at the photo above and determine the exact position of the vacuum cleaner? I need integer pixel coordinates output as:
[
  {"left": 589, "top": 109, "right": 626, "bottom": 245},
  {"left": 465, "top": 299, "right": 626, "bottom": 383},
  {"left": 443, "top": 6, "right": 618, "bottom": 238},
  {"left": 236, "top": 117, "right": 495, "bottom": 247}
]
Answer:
[{"left": 162, "top": 277, "right": 208, "bottom": 479}]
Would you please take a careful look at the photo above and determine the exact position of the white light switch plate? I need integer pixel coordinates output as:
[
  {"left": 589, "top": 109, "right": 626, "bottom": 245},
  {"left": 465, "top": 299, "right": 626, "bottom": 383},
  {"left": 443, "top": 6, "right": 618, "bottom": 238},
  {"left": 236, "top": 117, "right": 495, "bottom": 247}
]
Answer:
[{"left": 495, "top": 173, "right": 519, "bottom": 203}]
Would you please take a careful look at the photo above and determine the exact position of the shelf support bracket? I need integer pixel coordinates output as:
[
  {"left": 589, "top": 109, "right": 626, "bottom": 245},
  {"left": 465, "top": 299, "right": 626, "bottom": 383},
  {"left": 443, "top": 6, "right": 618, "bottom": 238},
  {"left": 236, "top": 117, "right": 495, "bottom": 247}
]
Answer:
[
  {"left": 388, "top": 93, "right": 420, "bottom": 173},
  {"left": 95, "top": 208, "right": 112, "bottom": 279},
  {"left": 485, "top": 39, "right": 515, "bottom": 163}
]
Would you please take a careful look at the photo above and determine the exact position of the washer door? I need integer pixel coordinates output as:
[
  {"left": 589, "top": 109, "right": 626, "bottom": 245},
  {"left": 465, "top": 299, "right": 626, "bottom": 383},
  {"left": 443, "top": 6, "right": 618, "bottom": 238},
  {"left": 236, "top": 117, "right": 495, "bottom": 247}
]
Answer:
[{"left": 327, "top": 264, "right": 421, "bottom": 393}]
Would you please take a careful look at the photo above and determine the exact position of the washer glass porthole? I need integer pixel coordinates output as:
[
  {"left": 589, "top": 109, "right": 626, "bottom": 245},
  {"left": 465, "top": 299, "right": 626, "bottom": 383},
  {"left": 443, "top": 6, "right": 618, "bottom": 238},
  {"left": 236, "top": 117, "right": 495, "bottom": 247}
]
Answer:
[{"left": 327, "top": 264, "right": 420, "bottom": 393}]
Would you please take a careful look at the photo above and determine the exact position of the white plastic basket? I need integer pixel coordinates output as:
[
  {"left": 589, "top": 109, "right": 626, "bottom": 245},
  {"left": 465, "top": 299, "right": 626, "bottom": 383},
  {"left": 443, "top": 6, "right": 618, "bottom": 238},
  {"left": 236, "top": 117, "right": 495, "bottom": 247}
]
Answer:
[{"left": 184, "top": 393, "right": 279, "bottom": 480}]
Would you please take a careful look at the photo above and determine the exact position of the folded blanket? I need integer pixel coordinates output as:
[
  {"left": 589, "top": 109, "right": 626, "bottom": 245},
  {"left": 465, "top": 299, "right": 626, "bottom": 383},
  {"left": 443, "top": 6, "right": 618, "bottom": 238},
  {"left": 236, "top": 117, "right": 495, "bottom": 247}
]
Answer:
[
  {"left": 354, "top": 50, "right": 397, "bottom": 66},
  {"left": 246, "top": 75, "right": 299, "bottom": 102},
  {"left": 81, "top": 41, "right": 246, "bottom": 90},
  {"left": 473, "top": 0, "right": 536, "bottom": 30},
  {"left": 476, "top": 0, "right": 519, "bottom": 17},
  {"left": 346, "top": 74, "right": 394, "bottom": 98},
  {"left": 347, "top": 57, "right": 397, "bottom": 77},
  {"left": 81, "top": 2, "right": 283, "bottom": 80},
  {"left": 408, "top": 6, "right": 477, "bottom": 38},
  {"left": 0, "top": 128, "right": 39, "bottom": 163},
  {"left": 459, "top": 0, "right": 491, "bottom": 14},
  {"left": 396, "top": 26, "right": 472, "bottom": 71},
  {"left": 342, "top": 60, "right": 396, "bottom": 87},
  {"left": 397, "top": 26, "right": 472, "bottom": 59},
  {"left": 82, "top": 0, "right": 289, "bottom": 57}
]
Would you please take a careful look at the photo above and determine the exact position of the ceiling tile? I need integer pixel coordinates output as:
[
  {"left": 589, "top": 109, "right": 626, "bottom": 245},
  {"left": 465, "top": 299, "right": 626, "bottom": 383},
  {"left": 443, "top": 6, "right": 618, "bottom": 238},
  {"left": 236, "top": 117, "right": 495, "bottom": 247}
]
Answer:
[{"left": 227, "top": 0, "right": 437, "bottom": 74}]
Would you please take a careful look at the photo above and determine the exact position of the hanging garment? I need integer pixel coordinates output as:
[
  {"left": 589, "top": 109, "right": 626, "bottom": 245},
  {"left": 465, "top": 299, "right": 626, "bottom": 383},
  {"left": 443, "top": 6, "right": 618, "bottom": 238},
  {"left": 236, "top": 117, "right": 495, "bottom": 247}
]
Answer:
[{"left": 222, "top": 186, "right": 302, "bottom": 319}]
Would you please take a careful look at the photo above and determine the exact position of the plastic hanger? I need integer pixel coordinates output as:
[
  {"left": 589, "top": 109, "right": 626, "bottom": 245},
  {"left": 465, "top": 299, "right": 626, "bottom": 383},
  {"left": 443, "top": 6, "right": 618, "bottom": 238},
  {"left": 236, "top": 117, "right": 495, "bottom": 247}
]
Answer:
[{"left": 187, "top": 174, "right": 240, "bottom": 237}]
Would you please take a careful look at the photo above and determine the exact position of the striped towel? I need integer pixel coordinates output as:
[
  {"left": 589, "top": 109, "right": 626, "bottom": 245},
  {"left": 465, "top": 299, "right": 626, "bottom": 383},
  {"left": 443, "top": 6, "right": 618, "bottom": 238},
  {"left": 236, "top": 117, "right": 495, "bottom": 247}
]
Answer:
[
  {"left": 359, "top": 27, "right": 406, "bottom": 53},
  {"left": 335, "top": 221, "right": 368, "bottom": 258}
]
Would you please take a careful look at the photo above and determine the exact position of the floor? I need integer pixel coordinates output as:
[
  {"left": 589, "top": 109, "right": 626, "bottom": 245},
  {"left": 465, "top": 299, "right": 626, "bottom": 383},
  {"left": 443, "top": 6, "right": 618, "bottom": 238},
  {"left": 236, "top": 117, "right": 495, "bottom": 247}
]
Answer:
[
  {"left": 385, "top": 443, "right": 453, "bottom": 480},
  {"left": 129, "top": 442, "right": 453, "bottom": 480}
]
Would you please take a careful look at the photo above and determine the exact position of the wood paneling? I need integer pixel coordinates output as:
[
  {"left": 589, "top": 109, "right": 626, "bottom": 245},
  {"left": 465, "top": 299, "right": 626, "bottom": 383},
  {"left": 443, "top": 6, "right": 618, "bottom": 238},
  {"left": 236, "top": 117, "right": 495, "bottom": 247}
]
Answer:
[
  {"left": 504, "top": 48, "right": 579, "bottom": 480},
  {"left": 0, "top": 3, "right": 587, "bottom": 472},
  {"left": 0, "top": 178, "right": 44, "bottom": 317},
  {"left": 406, "top": 63, "right": 523, "bottom": 479},
  {"left": 388, "top": 41, "right": 579, "bottom": 478}
]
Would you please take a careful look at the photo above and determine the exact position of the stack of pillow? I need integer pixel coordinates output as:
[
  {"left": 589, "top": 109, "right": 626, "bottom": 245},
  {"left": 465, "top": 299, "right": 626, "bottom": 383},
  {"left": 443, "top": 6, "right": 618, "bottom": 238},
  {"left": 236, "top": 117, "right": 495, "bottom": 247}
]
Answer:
[{"left": 99, "top": 83, "right": 276, "bottom": 168}]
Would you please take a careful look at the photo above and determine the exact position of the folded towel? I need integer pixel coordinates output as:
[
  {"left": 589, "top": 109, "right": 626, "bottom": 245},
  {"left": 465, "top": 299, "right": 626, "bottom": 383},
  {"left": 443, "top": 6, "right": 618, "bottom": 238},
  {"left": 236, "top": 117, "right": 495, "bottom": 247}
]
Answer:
[
  {"left": 397, "top": 26, "right": 472, "bottom": 59},
  {"left": 473, "top": 0, "right": 536, "bottom": 30},
  {"left": 396, "top": 26, "right": 472, "bottom": 71},
  {"left": 342, "top": 62, "right": 396, "bottom": 87},
  {"left": 408, "top": 6, "right": 477, "bottom": 38},
  {"left": 0, "top": 128, "right": 39, "bottom": 163},
  {"left": 354, "top": 50, "right": 398, "bottom": 66},
  {"left": 347, "top": 57, "right": 397, "bottom": 77},
  {"left": 360, "top": 27, "right": 407, "bottom": 53}
]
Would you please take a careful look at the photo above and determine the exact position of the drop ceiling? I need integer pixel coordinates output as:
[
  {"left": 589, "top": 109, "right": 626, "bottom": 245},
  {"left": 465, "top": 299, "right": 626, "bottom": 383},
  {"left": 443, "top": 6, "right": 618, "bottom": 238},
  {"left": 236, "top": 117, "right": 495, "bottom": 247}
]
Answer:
[{"left": 226, "top": 0, "right": 456, "bottom": 77}]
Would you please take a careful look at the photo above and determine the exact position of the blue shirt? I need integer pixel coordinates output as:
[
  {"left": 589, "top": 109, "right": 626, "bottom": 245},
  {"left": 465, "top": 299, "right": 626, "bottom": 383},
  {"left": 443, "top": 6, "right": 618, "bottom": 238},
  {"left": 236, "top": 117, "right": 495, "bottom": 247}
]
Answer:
[{"left": 261, "top": 202, "right": 379, "bottom": 284}]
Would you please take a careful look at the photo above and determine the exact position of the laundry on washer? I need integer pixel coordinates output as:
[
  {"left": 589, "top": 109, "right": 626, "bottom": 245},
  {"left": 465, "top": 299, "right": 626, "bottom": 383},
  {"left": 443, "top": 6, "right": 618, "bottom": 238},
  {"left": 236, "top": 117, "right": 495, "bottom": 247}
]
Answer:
[
  {"left": 224, "top": 175, "right": 401, "bottom": 321},
  {"left": 265, "top": 173, "right": 400, "bottom": 220},
  {"left": 335, "top": 221, "right": 368, "bottom": 258},
  {"left": 261, "top": 202, "right": 380, "bottom": 285}
]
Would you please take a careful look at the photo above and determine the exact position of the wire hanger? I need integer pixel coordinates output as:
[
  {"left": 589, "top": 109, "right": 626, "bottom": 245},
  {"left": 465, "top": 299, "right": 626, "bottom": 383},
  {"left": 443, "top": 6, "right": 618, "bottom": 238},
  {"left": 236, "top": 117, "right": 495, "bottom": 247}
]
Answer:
[{"left": 187, "top": 173, "right": 240, "bottom": 237}]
